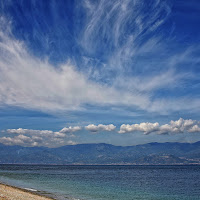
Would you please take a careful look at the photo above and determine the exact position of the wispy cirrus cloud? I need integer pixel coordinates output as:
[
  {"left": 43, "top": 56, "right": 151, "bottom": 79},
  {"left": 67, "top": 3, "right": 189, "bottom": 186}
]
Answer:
[
  {"left": 0, "top": 0, "right": 200, "bottom": 117},
  {"left": 80, "top": 0, "right": 172, "bottom": 83},
  {"left": 0, "top": 17, "right": 150, "bottom": 112},
  {"left": 79, "top": 0, "right": 200, "bottom": 114}
]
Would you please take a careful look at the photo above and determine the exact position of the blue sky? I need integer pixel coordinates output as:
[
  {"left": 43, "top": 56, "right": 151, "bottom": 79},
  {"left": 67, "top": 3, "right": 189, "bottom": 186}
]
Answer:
[{"left": 0, "top": 0, "right": 200, "bottom": 147}]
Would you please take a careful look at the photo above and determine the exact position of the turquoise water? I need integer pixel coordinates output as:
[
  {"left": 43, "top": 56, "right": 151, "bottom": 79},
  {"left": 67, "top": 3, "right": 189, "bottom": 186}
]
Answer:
[{"left": 0, "top": 165, "right": 200, "bottom": 200}]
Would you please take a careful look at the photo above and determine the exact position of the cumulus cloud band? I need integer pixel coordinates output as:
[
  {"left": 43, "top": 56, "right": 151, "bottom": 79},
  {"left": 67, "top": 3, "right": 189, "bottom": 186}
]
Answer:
[
  {"left": 0, "top": 119, "right": 200, "bottom": 147},
  {"left": 0, "top": 126, "right": 81, "bottom": 147},
  {"left": 0, "top": 124, "right": 116, "bottom": 147},
  {"left": 119, "top": 118, "right": 200, "bottom": 135}
]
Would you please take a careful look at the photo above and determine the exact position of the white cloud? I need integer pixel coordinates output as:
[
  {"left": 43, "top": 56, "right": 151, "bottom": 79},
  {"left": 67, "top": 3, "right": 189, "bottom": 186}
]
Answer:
[
  {"left": 85, "top": 124, "right": 116, "bottom": 132},
  {"left": 0, "top": 134, "right": 76, "bottom": 147},
  {"left": 6, "top": 128, "right": 66, "bottom": 138},
  {"left": 1, "top": 127, "right": 78, "bottom": 147},
  {"left": 119, "top": 122, "right": 159, "bottom": 134},
  {"left": 0, "top": 124, "right": 116, "bottom": 146},
  {"left": 188, "top": 125, "right": 200, "bottom": 133},
  {"left": 158, "top": 118, "right": 199, "bottom": 134},
  {"left": 119, "top": 118, "right": 200, "bottom": 135},
  {"left": 0, "top": 135, "right": 35, "bottom": 147},
  {"left": 59, "top": 126, "right": 82, "bottom": 133}
]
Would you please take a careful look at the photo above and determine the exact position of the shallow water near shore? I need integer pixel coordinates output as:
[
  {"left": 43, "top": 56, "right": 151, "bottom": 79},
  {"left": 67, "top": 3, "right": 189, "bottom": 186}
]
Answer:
[{"left": 0, "top": 165, "right": 200, "bottom": 200}]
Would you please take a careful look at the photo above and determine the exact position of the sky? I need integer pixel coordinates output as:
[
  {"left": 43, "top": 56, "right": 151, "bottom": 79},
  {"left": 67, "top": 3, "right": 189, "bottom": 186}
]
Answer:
[{"left": 0, "top": 0, "right": 200, "bottom": 147}]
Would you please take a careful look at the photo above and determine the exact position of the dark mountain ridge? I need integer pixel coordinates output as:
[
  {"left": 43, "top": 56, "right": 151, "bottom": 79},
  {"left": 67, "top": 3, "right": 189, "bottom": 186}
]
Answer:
[{"left": 0, "top": 142, "right": 200, "bottom": 165}]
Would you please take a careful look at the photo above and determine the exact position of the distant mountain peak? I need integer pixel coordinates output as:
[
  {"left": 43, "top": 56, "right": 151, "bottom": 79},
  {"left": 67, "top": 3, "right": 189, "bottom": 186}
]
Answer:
[{"left": 0, "top": 141, "right": 200, "bottom": 165}]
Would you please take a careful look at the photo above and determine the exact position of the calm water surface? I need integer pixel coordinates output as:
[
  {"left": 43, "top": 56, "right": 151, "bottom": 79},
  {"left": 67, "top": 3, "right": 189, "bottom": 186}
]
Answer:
[{"left": 0, "top": 165, "right": 199, "bottom": 200}]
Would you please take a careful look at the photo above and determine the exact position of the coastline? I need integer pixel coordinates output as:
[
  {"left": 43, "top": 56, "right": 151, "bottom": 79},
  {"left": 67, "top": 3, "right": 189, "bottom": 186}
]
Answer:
[{"left": 0, "top": 183, "right": 56, "bottom": 200}]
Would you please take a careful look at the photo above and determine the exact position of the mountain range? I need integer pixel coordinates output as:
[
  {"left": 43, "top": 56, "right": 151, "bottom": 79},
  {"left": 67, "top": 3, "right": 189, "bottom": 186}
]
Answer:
[{"left": 0, "top": 142, "right": 200, "bottom": 165}]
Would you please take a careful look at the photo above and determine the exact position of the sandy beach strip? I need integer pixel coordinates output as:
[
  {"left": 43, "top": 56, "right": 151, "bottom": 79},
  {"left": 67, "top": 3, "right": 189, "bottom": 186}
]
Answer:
[{"left": 0, "top": 183, "right": 55, "bottom": 200}]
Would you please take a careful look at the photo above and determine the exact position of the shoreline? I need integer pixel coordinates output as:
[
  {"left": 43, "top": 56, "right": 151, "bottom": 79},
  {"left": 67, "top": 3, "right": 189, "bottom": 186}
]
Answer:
[
  {"left": 0, "top": 182, "right": 56, "bottom": 200},
  {"left": 0, "top": 163, "right": 200, "bottom": 165}
]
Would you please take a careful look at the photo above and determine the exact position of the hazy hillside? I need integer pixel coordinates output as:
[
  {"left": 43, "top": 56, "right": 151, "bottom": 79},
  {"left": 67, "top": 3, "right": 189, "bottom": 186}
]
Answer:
[{"left": 0, "top": 142, "right": 200, "bottom": 165}]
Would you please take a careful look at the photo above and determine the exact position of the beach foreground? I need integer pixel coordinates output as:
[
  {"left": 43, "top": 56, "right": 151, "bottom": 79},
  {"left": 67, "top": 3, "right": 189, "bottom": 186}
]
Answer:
[{"left": 0, "top": 184, "right": 54, "bottom": 200}]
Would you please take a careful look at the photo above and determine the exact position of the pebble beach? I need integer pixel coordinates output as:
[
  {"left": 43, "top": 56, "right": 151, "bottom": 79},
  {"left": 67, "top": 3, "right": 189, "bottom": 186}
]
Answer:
[{"left": 0, "top": 183, "right": 54, "bottom": 200}]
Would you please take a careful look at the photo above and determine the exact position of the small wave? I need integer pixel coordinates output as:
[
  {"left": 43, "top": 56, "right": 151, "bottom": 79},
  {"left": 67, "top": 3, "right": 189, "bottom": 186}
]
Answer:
[{"left": 24, "top": 188, "right": 37, "bottom": 192}]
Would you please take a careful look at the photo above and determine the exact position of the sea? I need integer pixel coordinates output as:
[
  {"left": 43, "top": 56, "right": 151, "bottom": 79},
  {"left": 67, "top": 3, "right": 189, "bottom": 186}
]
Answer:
[{"left": 0, "top": 165, "right": 199, "bottom": 200}]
